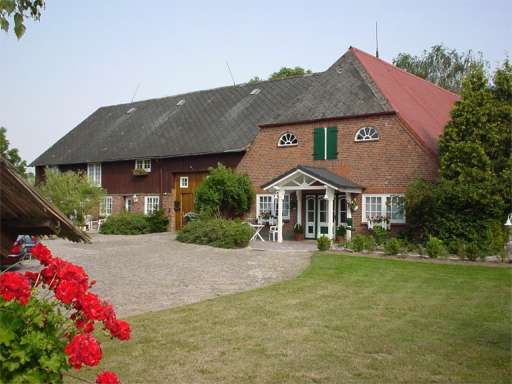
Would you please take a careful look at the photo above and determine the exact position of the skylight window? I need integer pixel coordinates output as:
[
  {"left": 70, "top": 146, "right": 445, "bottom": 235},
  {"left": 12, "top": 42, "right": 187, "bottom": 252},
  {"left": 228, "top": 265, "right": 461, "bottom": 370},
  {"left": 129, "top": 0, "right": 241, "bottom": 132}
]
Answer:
[
  {"left": 250, "top": 88, "right": 261, "bottom": 95},
  {"left": 126, "top": 107, "right": 136, "bottom": 114},
  {"left": 176, "top": 99, "right": 186, "bottom": 106}
]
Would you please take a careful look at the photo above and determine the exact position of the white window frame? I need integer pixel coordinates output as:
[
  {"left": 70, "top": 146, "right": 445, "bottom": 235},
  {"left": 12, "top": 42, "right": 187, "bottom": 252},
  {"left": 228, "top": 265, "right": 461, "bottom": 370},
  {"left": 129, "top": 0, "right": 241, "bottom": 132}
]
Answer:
[
  {"left": 144, "top": 196, "right": 160, "bottom": 215},
  {"left": 180, "top": 177, "right": 189, "bottom": 188},
  {"left": 355, "top": 126, "right": 380, "bottom": 142},
  {"left": 256, "top": 193, "right": 289, "bottom": 220},
  {"left": 362, "top": 194, "right": 405, "bottom": 224},
  {"left": 278, "top": 132, "right": 298, "bottom": 147},
  {"left": 87, "top": 163, "right": 101, "bottom": 187},
  {"left": 100, "top": 196, "right": 112, "bottom": 217},
  {"left": 135, "top": 159, "right": 151, "bottom": 172}
]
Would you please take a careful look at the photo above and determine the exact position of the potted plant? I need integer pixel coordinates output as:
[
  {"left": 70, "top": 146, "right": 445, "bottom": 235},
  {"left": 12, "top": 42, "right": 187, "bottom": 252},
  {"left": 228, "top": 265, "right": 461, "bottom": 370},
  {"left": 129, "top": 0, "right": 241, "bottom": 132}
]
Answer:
[
  {"left": 336, "top": 225, "right": 346, "bottom": 243},
  {"left": 293, "top": 223, "right": 304, "bottom": 241},
  {"left": 132, "top": 168, "right": 149, "bottom": 176}
]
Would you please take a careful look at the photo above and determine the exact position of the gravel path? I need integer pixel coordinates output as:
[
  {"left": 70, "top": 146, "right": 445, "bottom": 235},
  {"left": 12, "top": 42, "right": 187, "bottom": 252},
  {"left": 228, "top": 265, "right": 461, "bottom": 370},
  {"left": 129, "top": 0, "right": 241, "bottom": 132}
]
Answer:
[{"left": 21, "top": 233, "right": 311, "bottom": 317}]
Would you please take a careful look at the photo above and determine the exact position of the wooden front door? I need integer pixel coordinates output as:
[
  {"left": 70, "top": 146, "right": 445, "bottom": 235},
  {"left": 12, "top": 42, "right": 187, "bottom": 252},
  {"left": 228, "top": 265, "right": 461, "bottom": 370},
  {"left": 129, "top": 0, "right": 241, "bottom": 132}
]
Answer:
[{"left": 174, "top": 172, "right": 207, "bottom": 230}]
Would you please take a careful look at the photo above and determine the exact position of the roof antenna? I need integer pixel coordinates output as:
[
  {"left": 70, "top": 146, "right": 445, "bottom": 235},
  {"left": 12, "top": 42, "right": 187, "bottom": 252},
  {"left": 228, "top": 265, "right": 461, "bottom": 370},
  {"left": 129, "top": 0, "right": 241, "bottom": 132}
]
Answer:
[
  {"left": 130, "top": 82, "right": 141, "bottom": 103},
  {"left": 375, "top": 21, "right": 380, "bottom": 58},
  {"left": 225, "top": 61, "right": 236, "bottom": 86}
]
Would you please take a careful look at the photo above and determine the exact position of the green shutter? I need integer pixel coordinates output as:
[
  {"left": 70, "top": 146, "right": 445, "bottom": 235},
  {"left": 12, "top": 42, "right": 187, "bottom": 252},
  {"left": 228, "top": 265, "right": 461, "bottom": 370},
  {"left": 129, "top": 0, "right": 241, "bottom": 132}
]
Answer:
[
  {"left": 326, "top": 127, "right": 338, "bottom": 159},
  {"left": 313, "top": 128, "right": 325, "bottom": 160}
]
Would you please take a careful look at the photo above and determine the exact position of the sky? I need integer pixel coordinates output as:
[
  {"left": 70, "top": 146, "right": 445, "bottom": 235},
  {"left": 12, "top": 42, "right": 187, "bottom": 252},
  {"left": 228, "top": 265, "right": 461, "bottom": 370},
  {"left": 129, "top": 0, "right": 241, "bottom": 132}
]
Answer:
[{"left": 1, "top": 0, "right": 510, "bottom": 165}]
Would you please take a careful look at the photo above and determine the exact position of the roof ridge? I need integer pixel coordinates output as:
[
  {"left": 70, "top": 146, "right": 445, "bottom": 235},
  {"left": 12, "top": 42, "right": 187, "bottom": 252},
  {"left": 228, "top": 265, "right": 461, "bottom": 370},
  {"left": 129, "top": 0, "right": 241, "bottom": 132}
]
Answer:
[
  {"left": 100, "top": 72, "right": 324, "bottom": 110},
  {"left": 350, "top": 47, "right": 460, "bottom": 97}
]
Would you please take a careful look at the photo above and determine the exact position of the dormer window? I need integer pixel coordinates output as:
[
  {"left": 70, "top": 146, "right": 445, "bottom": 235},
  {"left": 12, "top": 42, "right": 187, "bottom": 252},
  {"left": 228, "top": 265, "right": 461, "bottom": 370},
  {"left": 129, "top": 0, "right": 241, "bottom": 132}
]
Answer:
[
  {"left": 278, "top": 132, "right": 298, "bottom": 147},
  {"left": 135, "top": 159, "right": 151, "bottom": 172},
  {"left": 355, "top": 127, "right": 379, "bottom": 142}
]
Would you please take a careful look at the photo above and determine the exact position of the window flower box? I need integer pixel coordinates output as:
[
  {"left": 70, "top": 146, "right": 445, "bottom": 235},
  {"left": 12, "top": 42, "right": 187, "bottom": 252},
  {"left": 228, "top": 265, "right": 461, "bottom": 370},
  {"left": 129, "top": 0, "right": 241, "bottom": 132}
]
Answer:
[{"left": 132, "top": 168, "right": 149, "bottom": 176}]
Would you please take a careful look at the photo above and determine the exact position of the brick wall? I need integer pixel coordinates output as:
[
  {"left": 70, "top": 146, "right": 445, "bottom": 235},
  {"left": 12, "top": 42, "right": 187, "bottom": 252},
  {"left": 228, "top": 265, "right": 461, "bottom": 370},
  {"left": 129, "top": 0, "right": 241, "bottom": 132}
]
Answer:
[{"left": 237, "top": 114, "right": 439, "bottom": 232}]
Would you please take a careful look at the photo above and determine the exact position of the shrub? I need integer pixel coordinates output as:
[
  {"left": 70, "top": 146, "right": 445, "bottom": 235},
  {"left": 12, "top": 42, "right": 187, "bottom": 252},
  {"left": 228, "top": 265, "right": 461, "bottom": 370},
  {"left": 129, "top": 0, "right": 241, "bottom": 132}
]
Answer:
[
  {"left": 100, "top": 212, "right": 150, "bottom": 235},
  {"left": 371, "top": 226, "right": 389, "bottom": 245},
  {"left": 426, "top": 236, "right": 447, "bottom": 258},
  {"left": 336, "top": 225, "right": 346, "bottom": 237},
  {"left": 384, "top": 238, "right": 402, "bottom": 255},
  {"left": 317, "top": 235, "right": 331, "bottom": 251},
  {"left": 347, "top": 234, "right": 375, "bottom": 252},
  {"left": 146, "top": 209, "right": 169, "bottom": 233},
  {"left": 195, "top": 164, "right": 255, "bottom": 218},
  {"left": 176, "top": 218, "right": 252, "bottom": 248},
  {"left": 465, "top": 242, "right": 481, "bottom": 261}
]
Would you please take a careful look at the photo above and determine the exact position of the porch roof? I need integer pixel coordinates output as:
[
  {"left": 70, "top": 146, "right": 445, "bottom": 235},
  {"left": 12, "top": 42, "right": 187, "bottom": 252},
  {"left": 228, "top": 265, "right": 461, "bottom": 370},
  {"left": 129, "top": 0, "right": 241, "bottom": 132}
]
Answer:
[{"left": 262, "top": 165, "right": 363, "bottom": 192}]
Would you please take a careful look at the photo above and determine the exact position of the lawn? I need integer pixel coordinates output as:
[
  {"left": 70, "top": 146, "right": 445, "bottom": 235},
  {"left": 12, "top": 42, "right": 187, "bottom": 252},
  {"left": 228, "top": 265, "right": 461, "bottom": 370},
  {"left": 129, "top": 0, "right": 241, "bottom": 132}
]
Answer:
[{"left": 86, "top": 254, "right": 511, "bottom": 384}]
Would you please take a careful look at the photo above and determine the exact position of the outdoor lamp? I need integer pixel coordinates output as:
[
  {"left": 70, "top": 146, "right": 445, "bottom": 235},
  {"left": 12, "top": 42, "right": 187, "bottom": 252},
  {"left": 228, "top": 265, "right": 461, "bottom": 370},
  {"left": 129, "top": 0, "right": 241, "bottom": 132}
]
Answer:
[
  {"left": 505, "top": 214, "right": 512, "bottom": 227},
  {"left": 323, "top": 191, "right": 329, "bottom": 200}
]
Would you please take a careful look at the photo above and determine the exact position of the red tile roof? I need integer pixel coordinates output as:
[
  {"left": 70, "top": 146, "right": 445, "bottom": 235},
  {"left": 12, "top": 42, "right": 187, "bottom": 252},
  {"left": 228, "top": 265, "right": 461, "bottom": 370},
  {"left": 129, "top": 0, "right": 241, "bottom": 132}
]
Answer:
[{"left": 351, "top": 47, "right": 460, "bottom": 155}]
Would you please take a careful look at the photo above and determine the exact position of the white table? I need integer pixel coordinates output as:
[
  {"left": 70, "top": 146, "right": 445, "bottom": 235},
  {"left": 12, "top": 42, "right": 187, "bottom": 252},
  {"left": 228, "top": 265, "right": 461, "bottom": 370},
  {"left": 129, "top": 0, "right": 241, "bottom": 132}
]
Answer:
[{"left": 249, "top": 223, "right": 265, "bottom": 241}]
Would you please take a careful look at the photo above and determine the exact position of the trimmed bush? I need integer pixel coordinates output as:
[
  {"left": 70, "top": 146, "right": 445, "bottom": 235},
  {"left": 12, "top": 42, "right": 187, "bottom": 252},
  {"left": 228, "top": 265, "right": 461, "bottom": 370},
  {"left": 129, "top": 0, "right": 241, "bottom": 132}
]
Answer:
[
  {"left": 384, "top": 238, "right": 402, "bottom": 255},
  {"left": 371, "top": 226, "right": 389, "bottom": 245},
  {"left": 317, "top": 236, "right": 331, "bottom": 251},
  {"left": 100, "top": 212, "right": 150, "bottom": 235},
  {"left": 176, "top": 218, "right": 252, "bottom": 248},
  {"left": 347, "top": 234, "right": 375, "bottom": 252},
  {"left": 195, "top": 164, "right": 255, "bottom": 218},
  {"left": 425, "top": 236, "right": 447, "bottom": 258},
  {"left": 146, "top": 209, "right": 169, "bottom": 233}
]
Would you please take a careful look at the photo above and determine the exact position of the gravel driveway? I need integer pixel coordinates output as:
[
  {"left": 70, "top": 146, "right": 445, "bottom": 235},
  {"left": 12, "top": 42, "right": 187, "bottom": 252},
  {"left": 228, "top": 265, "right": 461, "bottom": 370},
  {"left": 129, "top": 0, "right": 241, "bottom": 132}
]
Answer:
[{"left": 22, "top": 233, "right": 311, "bottom": 317}]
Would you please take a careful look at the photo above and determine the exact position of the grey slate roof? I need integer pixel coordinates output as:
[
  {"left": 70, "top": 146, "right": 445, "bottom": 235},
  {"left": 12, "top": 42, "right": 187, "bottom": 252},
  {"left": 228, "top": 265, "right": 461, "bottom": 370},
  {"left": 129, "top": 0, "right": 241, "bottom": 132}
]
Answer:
[
  {"left": 262, "top": 165, "right": 363, "bottom": 191},
  {"left": 32, "top": 49, "right": 392, "bottom": 166}
]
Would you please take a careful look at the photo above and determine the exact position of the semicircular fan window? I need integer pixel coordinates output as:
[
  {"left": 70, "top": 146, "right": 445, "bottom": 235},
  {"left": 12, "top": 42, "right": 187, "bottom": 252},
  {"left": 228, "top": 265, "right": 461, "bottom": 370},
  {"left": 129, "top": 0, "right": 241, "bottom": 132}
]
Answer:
[
  {"left": 278, "top": 133, "right": 298, "bottom": 147},
  {"left": 355, "top": 127, "right": 379, "bottom": 142}
]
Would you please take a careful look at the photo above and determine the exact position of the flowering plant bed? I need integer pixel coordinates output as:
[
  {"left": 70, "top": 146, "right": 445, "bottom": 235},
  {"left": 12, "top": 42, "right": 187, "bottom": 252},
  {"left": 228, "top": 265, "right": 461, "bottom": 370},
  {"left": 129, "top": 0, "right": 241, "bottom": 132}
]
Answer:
[
  {"left": 132, "top": 168, "right": 149, "bottom": 176},
  {"left": 0, "top": 243, "right": 130, "bottom": 384}
]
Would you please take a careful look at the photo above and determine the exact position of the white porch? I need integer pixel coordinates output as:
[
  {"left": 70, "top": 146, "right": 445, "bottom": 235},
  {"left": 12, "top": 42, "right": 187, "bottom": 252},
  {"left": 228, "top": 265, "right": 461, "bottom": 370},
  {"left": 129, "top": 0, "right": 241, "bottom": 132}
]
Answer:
[{"left": 262, "top": 166, "right": 363, "bottom": 243}]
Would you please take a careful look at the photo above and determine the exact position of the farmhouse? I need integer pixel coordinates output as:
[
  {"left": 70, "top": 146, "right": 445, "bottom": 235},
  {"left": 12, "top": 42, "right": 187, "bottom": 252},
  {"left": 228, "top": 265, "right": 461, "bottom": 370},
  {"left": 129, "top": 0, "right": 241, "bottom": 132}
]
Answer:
[{"left": 32, "top": 47, "right": 459, "bottom": 242}]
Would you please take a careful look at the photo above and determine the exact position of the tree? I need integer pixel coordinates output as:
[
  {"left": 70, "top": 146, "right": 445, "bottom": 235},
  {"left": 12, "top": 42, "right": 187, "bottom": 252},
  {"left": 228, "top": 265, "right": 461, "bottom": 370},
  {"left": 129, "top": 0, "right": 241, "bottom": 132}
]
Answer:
[
  {"left": 38, "top": 170, "right": 105, "bottom": 225},
  {"left": 0, "top": 0, "right": 44, "bottom": 38},
  {"left": 269, "top": 66, "right": 312, "bottom": 81},
  {"left": 248, "top": 66, "right": 312, "bottom": 84},
  {"left": 247, "top": 76, "right": 262, "bottom": 84},
  {"left": 195, "top": 163, "right": 255, "bottom": 218},
  {"left": 0, "top": 127, "right": 27, "bottom": 176},
  {"left": 405, "top": 61, "right": 512, "bottom": 255},
  {"left": 393, "top": 45, "right": 486, "bottom": 93}
]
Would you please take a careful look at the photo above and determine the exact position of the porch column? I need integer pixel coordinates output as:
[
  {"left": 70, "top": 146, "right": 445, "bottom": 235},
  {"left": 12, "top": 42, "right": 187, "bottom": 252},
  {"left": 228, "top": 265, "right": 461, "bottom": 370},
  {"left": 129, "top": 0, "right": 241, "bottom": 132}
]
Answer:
[
  {"left": 346, "top": 192, "right": 352, "bottom": 241},
  {"left": 326, "top": 187, "right": 335, "bottom": 240},
  {"left": 296, "top": 190, "right": 302, "bottom": 226},
  {"left": 277, "top": 189, "right": 284, "bottom": 243}
]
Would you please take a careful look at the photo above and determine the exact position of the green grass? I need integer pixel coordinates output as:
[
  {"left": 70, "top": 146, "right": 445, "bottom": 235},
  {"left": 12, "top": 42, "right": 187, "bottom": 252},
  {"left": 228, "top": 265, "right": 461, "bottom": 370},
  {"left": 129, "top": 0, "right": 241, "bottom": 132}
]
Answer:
[{"left": 87, "top": 254, "right": 511, "bottom": 383}]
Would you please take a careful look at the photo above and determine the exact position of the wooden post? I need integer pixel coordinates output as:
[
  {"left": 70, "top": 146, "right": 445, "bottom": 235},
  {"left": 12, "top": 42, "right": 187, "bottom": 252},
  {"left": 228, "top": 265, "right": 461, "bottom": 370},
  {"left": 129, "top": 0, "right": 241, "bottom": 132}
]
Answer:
[
  {"left": 277, "top": 189, "right": 284, "bottom": 243},
  {"left": 346, "top": 192, "right": 352, "bottom": 241},
  {"left": 296, "top": 190, "right": 302, "bottom": 226},
  {"left": 326, "top": 188, "right": 334, "bottom": 240}
]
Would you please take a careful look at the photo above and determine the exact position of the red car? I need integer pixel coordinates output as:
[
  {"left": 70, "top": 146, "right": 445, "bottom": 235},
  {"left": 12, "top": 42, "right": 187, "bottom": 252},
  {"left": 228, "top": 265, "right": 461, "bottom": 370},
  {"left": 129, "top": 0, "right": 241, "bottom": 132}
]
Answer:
[{"left": 0, "top": 235, "right": 37, "bottom": 268}]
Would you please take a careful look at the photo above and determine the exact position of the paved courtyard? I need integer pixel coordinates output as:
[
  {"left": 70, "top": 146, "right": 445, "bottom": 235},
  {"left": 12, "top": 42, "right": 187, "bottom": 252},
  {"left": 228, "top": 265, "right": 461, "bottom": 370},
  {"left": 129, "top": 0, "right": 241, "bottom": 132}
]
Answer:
[{"left": 21, "top": 233, "right": 311, "bottom": 317}]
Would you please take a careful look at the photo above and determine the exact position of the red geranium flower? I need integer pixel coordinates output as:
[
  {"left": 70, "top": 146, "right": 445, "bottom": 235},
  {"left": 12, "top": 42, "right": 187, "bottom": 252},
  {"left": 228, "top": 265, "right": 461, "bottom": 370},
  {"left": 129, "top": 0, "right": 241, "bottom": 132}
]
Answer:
[
  {"left": 55, "top": 280, "right": 82, "bottom": 305},
  {"left": 96, "top": 371, "right": 120, "bottom": 384},
  {"left": 57, "top": 263, "right": 89, "bottom": 291},
  {"left": 31, "top": 243, "right": 53, "bottom": 265},
  {"left": 24, "top": 271, "right": 40, "bottom": 284},
  {"left": 104, "top": 316, "right": 131, "bottom": 341},
  {"left": 77, "top": 292, "right": 114, "bottom": 321},
  {"left": 64, "top": 333, "right": 102, "bottom": 370},
  {"left": 0, "top": 272, "right": 32, "bottom": 305}
]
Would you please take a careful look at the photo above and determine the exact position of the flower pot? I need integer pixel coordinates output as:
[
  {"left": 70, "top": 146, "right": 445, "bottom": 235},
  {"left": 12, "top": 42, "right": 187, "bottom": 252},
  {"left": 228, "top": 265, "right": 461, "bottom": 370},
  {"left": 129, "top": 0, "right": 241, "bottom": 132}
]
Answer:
[
  {"left": 294, "top": 233, "right": 305, "bottom": 241},
  {"left": 336, "top": 235, "right": 345, "bottom": 244}
]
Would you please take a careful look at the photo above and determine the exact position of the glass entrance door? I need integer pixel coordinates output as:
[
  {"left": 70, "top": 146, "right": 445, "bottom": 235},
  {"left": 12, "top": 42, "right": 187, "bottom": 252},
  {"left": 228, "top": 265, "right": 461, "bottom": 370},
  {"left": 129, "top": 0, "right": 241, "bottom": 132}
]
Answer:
[
  {"left": 317, "top": 197, "right": 329, "bottom": 236},
  {"left": 305, "top": 196, "right": 316, "bottom": 239}
]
